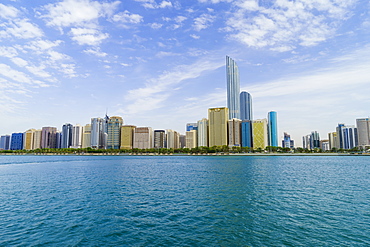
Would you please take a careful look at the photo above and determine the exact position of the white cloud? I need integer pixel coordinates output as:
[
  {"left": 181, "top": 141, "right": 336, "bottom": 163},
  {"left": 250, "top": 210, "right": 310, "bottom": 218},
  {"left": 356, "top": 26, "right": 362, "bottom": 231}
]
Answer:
[
  {"left": 156, "top": 51, "right": 180, "bottom": 57},
  {"left": 0, "top": 46, "right": 18, "bottom": 58},
  {"left": 190, "top": 34, "right": 200, "bottom": 39},
  {"left": 225, "top": 0, "right": 356, "bottom": 51},
  {"left": 193, "top": 13, "right": 216, "bottom": 31},
  {"left": 84, "top": 47, "right": 107, "bottom": 57},
  {"left": 69, "top": 28, "right": 109, "bottom": 46},
  {"left": 150, "top": 23, "right": 163, "bottom": 29},
  {"left": 11, "top": 57, "right": 28, "bottom": 67},
  {"left": 112, "top": 10, "right": 143, "bottom": 26},
  {"left": 4, "top": 19, "right": 44, "bottom": 39},
  {"left": 25, "top": 40, "right": 63, "bottom": 53},
  {"left": 0, "top": 64, "right": 31, "bottom": 84},
  {"left": 0, "top": 3, "right": 19, "bottom": 19}
]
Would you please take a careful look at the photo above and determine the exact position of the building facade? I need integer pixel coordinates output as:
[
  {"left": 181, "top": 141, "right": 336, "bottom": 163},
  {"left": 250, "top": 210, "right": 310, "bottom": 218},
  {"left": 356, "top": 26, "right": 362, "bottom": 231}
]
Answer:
[
  {"left": 0, "top": 135, "right": 10, "bottom": 150},
  {"left": 356, "top": 118, "right": 370, "bottom": 149},
  {"left": 61, "top": 123, "right": 73, "bottom": 149},
  {"left": 133, "top": 127, "right": 153, "bottom": 149},
  {"left": 252, "top": 119, "right": 268, "bottom": 150},
  {"left": 240, "top": 91, "right": 252, "bottom": 121},
  {"left": 41, "top": 127, "right": 57, "bottom": 149},
  {"left": 268, "top": 111, "right": 278, "bottom": 147},
  {"left": 228, "top": 118, "right": 242, "bottom": 147},
  {"left": 197, "top": 118, "right": 208, "bottom": 147},
  {"left": 226, "top": 56, "right": 240, "bottom": 119},
  {"left": 186, "top": 130, "right": 197, "bottom": 149},
  {"left": 10, "top": 133, "right": 24, "bottom": 150},
  {"left": 208, "top": 107, "right": 228, "bottom": 147},
  {"left": 107, "top": 116, "right": 123, "bottom": 149},
  {"left": 241, "top": 120, "right": 253, "bottom": 148},
  {"left": 120, "top": 125, "right": 136, "bottom": 149},
  {"left": 154, "top": 130, "right": 166, "bottom": 149}
]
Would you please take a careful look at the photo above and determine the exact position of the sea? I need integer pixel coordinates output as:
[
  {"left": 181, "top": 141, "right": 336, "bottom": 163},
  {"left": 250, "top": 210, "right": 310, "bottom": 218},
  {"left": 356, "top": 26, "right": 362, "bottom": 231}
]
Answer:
[{"left": 0, "top": 155, "right": 369, "bottom": 246}]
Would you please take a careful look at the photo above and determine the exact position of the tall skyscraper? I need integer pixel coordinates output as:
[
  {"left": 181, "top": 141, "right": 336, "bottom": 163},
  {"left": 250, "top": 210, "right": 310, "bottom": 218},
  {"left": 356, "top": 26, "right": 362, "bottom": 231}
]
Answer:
[
  {"left": 166, "top": 129, "right": 180, "bottom": 149},
  {"left": 252, "top": 119, "right": 268, "bottom": 150},
  {"left": 24, "top": 129, "right": 36, "bottom": 150},
  {"left": 240, "top": 91, "right": 252, "bottom": 121},
  {"left": 328, "top": 132, "right": 337, "bottom": 150},
  {"left": 197, "top": 118, "right": 208, "bottom": 147},
  {"left": 41, "top": 127, "right": 57, "bottom": 149},
  {"left": 71, "top": 124, "right": 84, "bottom": 149},
  {"left": 356, "top": 118, "right": 370, "bottom": 149},
  {"left": 241, "top": 120, "right": 253, "bottom": 148},
  {"left": 91, "top": 118, "right": 105, "bottom": 149},
  {"left": 61, "top": 123, "right": 73, "bottom": 149},
  {"left": 107, "top": 116, "right": 123, "bottom": 149},
  {"left": 186, "top": 123, "right": 198, "bottom": 132},
  {"left": 268, "top": 111, "right": 278, "bottom": 147},
  {"left": 208, "top": 107, "right": 228, "bottom": 147},
  {"left": 336, "top": 123, "right": 345, "bottom": 149},
  {"left": 120, "top": 125, "right": 136, "bottom": 149},
  {"left": 0, "top": 135, "right": 10, "bottom": 150},
  {"left": 226, "top": 56, "right": 240, "bottom": 120},
  {"left": 341, "top": 125, "right": 358, "bottom": 149},
  {"left": 133, "top": 127, "right": 153, "bottom": 149},
  {"left": 154, "top": 130, "right": 166, "bottom": 149},
  {"left": 282, "top": 132, "right": 294, "bottom": 148},
  {"left": 186, "top": 130, "right": 197, "bottom": 149},
  {"left": 82, "top": 124, "right": 91, "bottom": 148},
  {"left": 228, "top": 118, "right": 242, "bottom": 147},
  {"left": 310, "top": 131, "right": 320, "bottom": 149},
  {"left": 33, "top": 130, "right": 42, "bottom": 149}
]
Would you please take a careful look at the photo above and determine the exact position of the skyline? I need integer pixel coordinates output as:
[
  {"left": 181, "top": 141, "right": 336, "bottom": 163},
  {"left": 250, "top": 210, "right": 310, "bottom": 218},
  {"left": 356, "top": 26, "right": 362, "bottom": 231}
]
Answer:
[{"left": 1, "top": 0, "right": 370, "bottom": 146}]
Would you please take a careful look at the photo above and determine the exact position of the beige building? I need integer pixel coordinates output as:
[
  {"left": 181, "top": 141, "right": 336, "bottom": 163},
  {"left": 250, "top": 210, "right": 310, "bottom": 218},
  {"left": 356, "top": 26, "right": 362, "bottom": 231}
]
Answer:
[
  {"left": 33, "top": 130, "right": 42, "bottom": 149},
  {"left": 133, "top": 127, "right": 153, "bottom": 149},
  {"left": 228, "top": 118, "right": 242, "bottom": 147},
  {"left": 208, "top": 107, "right": 228, "bottom": 147},
  {"left": 197, "top": 118, "right": 208, "bottom": 147},
  {"left": 328, "top": 132, "right": 337, "bottom": 150},
  {"left": 82, "top": 124, "right": 91, "bottom": 148},
  {"left": 252, "top": 119, "right": 268, "bottom": 150},
  {"left": 120, "top": 125, "right": 136, "bottom": 149},
  {"left": 24, "top": 129, "right": 37, "bottom": 150},
  {"left": 71, "top": 124, "right": 84, "bottom": 149},
  {"left": 186, "top": 130, "right": 197, "bottom": 149},
  {"left": 166, "top": 129, "right": 180, "bottom": 149}
]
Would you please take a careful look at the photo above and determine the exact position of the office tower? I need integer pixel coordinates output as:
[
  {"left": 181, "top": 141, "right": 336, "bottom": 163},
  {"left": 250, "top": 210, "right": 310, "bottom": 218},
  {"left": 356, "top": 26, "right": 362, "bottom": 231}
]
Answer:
[
  {"left": 320, "top": 140, "right": 330, "bottom": 151},
  {"left": 61, "top": 123, "right": 73, "bottom": 148},
  {"left": 197, "top": 118, "right": 208, "bottom": 147},
  {"left": 24, "top": 129, "right": 36, "bottom": 150},
  {"left": 302, "top": 134, "right": 311, "bottom": 149},
  {"left": 241, "top": 120, "right": 253, "bottom": 148},
  {"left": 120, "top": 125, "right": 136, "bottom": 149},
  {"left": 282, "top": 132, "right": 294, "bottom": 148},
  {"left": 240, "top": 91, "right": 252, "bottom": 121},
  {"left": 154, "top": 130, "right": 166, "bottom": 149},
  {"left": 91, "top": 118, "right": 106, "bottom": 149},
  {"left": 336, "top": 123, "right": 345, "bottom": 149},
  {"left": 166, "top": 129, "right": 180, "bottom": 149},
  {"left": 0, "top": 135, "right": 10, "bottom": 150},
  {"left": 82, "top": 124, "right": 91, "bottom": 148},
  {"left": 252, "top": 119, "right": 268, "bottom": 149},
  {"left": 10, "top": 133, "right": 24, "bottom": 150},
  {"left": 226, "top": 56, "right": 240, "bottom": 119},
  {"left": 328, "top": 132, "right": 337, "bottom": 150},
  {"left": 186, "top": 123, "right": 198, "bottom": 132},
  {"left": 310, "top": 131, "right": 320, "bottom": 149},
  {"left": 208, "top": 107, "right": 229, "bottom": 147},
  {"left": 341, "top": 125, "right": 358, "bottom": 149},
  {"left": 33, "top": 130, "right": 42, "bottom": 149},
  {"left": 356, "top": 118, "right": 370, "bottom": 149},
  {"left": 107, "top": 116, "right": 123, "bottom": 149},
  {"left": 56, "top": 131, "right": 62, "bottom": 149},
  {"left": 268, "top": 111, "right": 278, "bottom": 147},
  {"left": 186, "top": 130, "right": 197, "bottom": 149},
  {"left": 179, "top": 135, "right": 186, "bottom": 148},
  {"left": 41, "top": 127, "right": 57, "bottom": 149},
  {"left": 71, "top": 124, "right": 84, "bottom": 149},
  {"left": 133, "top": 127, "right": 153, "bottom": 149},
  {"left": 228, "top": 118, "right": 242, "bottom": 147}
]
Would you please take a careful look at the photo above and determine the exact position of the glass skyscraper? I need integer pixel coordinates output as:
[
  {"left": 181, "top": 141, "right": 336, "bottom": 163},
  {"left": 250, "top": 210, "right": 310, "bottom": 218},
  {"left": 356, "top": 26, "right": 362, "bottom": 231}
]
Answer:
[
  {"left": 268, "top": 111, "right": 278, "bottom": 147},
  {"left": 240, "top": 91, "right": 252, "bottom": 121},
  {"left": 226, "top": 56, "right": 240, "bottom": 120}
]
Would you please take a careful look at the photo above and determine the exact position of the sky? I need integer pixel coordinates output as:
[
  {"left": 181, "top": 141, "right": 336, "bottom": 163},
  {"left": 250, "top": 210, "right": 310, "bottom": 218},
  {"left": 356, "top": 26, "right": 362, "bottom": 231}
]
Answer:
[{"left": 1, "top": 0, "right": 370, "bottom": 146}]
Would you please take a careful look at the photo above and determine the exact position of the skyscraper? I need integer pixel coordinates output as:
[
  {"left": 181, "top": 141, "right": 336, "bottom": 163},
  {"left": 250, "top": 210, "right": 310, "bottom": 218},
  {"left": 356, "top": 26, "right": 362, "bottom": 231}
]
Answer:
[
  {"left": 107, "top": 116, "right": 123, "bottom": 149},
  {"left": 226, "top": 56, "right": 240, "bottom": 120},
  {"left": 228, "top": 118, "right": 242, "bottom": 147},
  {"left": 120, "top": 125, "right": 136, "bottom": 149},
  {"left": 241, "top": 120, "right": 253, "bottom": 148},
  {"left": 197, "top": 118, "right": 208, "bottom": 147},
  {"left": 252, "top": 119, "right": 268, "bottom": 150},
  {"left": 240, "top": 91, "right": 252, "bottom": 121},
  {"left": 71, "top": 124, "right": 84, "bottom": 149},
  {"left": 154, "top": 130, "right": 166, "bottom": 149},
  {"left": 61, "top": 123, "right": 73, "bottom": 149},
  {"left": 91, "top": 118, "right": 105, "bottom": 149},
  {"left": 10, "top": 133, "right": 24, "bottom": 150},
  {"left": 268, "top": 111, "right": 278, "bottom": 147},
  {"left": 356, "top": 118, "right": 370, "bottom": 149},
  {"left": 0, "top": 135, "right": 10, "bottom": 150},
  {"left": 133, "top": 127, "right": 153, "bottom": 149},
  {"left": 208, "top": 107, "right": 228, "bottom": 147},
  {"left": 41, "top": 127, "right": 57, "bottom": 149}
]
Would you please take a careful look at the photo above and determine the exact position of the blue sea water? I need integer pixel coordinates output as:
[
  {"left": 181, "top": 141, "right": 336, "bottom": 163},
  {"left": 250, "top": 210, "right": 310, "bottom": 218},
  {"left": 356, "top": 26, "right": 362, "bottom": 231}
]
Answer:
[{"left": 0, "top": 155, "right": 369, "bottom": 246}]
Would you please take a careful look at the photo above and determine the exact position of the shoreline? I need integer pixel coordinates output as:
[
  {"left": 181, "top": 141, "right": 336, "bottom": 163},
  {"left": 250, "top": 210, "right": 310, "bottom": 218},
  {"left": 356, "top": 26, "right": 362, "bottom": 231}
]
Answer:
[{"left": 1, "top": 153, "right": 369, "bottom": 156}]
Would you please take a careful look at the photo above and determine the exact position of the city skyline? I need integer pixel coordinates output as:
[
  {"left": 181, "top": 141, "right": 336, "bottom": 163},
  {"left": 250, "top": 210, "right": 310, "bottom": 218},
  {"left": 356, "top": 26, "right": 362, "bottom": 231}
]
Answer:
[{"left": 1, "top": 0, "right": 370, "bottom": 146}]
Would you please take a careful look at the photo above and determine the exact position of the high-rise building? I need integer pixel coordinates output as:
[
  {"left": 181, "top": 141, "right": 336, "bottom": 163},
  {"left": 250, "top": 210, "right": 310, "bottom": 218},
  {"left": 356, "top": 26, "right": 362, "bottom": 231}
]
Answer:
[
  {"left": 33, "top": 130, "right": 42, "bottom": 149},
  {"left": 82, "top": 124, "right": 91, "bottom": 148},
  {"left": 303, "top": 134, "right": 311, "bottom": 149},
  {"left": 228, "top": 118, "right": 242, "bottom": 147},
  {"left": 0, "top": 135, "right": 10, "bottom": 150},
  {"left": 240, "top": 91, "right": 252, "bottom": 121},
  {"left": 252, "top": 119, "right": 268, "bottom": 150},
  {"left": 341, "top": 125, "right": 358, "bottom": 149},
  {"left": 328, "top": 132, "right": 337, "bottom": 150},
  {"left": 241, "top": 120, "right": 253, "bottom": 148},
  {"left": 320, "top": 140, "right": 330, "bottom": 151},
  {"left": 24, "top": 129, "right": 36, "bottom": 150},
  {"left": 226, "top": 56, "right": 240, "bottom": 119},
  {"left": 91, "top": 118, "right": 106, "bottom": 149},
  {"left": 310, "top": 131, "right": 320, "bottom": 149},
  {"left": 268, "top": 111, "right": 278, "bottom": 147},
  {"left": 107, "top": 116, "right": 123, "bottom": 149},
  {"left": 166, "top": 129, "right": 180, "bottom": 149},
  {"left": 336, "top": 123, "right": 345, "bottom": 149},
  {"left": 186, "top": 130, "right": 197, "bottom": 149},
  {"left": 154, "top": 130, "right": 166, "bottom": 149},
  {"left": 186, "top": 123, "right": 198, "bottom": 132},
  {"left": 61, "top": 123, "right": 73, "bottom": 149},
  {"left": 120, "top": 125, "right": 136, "bottom": 149},
  {"left": 71, "top": 124, "right": 84, "bottom": 149},
  {"left": 179, "top": 135, "right": 186, "bottom": 148},
  {"left": 10, "top": 133, "right": 24, "bottom": 150},
  {"left": 197, "top": 118, "right": 208, "bottom": 147},
  {"left": 282, "top": 132, "right": 294, "bottom": 149},
  {"left": 41, "top": 127, "right": 57, "bottom": 149},
  {"left": 356, "top": 118, "right": 370, "bottom": 149},
  {"left": 133, "top": 127, "right": 153, "bottom": 149},
  {"left": 208, "top": 107, "right": 228, "bottom": 147}
]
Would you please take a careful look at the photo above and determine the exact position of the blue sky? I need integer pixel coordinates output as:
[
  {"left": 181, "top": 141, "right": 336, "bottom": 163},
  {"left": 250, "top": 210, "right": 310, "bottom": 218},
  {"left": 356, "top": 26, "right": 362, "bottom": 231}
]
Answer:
[{"left": 1, "top": 0, "right": 370, "bottom": 146}]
